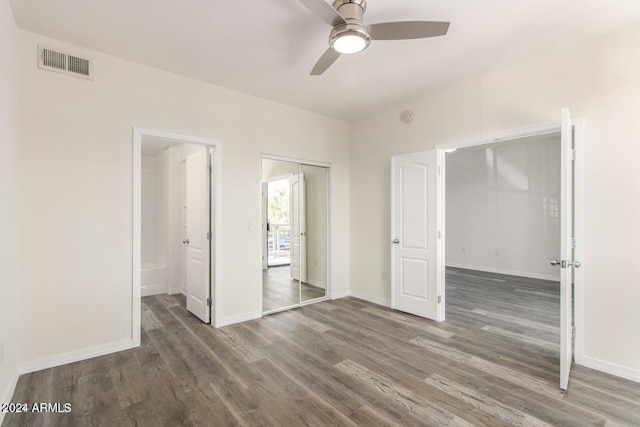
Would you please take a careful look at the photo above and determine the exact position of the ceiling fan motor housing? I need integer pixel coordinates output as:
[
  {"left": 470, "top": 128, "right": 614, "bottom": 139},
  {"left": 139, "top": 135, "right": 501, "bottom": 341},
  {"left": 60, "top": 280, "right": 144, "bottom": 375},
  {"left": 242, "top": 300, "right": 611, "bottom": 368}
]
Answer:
[{"left": 330, "top": 0, "right": 371, "bottom": 53}]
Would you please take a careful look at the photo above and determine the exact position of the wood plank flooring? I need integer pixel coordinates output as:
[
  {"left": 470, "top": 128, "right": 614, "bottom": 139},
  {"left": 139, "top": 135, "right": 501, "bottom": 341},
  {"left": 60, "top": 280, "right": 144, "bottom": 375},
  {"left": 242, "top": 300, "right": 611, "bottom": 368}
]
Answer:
[
  {"left": 4, "top": 268, "right": 640, "bottom": 426},
  {"left": 262, "top": 265, "right": 326, "bottom": 312}
]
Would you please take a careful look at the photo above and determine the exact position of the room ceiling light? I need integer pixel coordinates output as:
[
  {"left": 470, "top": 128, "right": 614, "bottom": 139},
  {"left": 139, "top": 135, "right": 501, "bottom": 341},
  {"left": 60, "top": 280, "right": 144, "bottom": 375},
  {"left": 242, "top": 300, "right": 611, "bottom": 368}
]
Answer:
[{"left": 330, "top": 26, "right": 371, "bottom": 54}]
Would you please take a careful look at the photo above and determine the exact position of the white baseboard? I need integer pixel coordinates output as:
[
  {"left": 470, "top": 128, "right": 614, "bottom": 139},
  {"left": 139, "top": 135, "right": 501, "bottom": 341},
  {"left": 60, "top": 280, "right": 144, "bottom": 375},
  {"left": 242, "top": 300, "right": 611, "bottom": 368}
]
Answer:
[
  {"left": 18, "top": 339, "right": 134, "bottom": 375},
  {"left": 167, "top": 288, "right": 186, "bottom": 296},
  {"left": 580, "top": 356, "right": 640, "bottom": 384},
  {"left": 446, "top": 263, "right": 560, "bottom": 282},
  {"left": 350, "top": 291, "right": 391, "bottom": 308},
  {"left": 0, "top": 370, "right": 20, "bottom": 424},
  {"left": 216, "top": 311, "right": 262, "bottom": 328},
  {"left": 141, "top": 284, "right": 168, "bottom": 297},
  {"left": 331, "top": 289, "right": 350, "bottom": 300}
]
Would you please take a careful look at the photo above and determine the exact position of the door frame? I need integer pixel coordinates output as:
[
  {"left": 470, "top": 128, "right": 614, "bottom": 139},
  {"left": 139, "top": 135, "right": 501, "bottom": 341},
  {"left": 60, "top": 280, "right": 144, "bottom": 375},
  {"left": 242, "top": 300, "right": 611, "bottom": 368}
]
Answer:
[
  {"left": 435, "top": 118, "right": 585, "bottom": 363},
  {"left": 132, "top": 127, "right": 222, "bottom": 346}
]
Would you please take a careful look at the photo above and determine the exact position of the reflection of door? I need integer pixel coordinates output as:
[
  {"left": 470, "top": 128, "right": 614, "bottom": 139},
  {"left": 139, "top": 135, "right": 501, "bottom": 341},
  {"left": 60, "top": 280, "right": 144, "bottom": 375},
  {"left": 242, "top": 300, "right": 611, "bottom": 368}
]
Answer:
[
  {"left": 186, "top": 149, "right": 210, "bottom": 323},
  {"left": 559, "top": 108, "right": 576, "bottom": 390},
  {"left": 391, "top": 151, "right": 440, "bottom": 320},
  {"left": 290, "top": 173, "right": 306, "bottom": 282}
]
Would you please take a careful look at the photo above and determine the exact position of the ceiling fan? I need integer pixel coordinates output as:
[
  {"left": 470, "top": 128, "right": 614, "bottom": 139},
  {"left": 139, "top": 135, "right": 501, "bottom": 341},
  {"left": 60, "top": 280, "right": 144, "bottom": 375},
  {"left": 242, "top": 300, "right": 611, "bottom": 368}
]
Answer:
[{"left": 297, "top": 0, "right": 450, "bottom": 75}]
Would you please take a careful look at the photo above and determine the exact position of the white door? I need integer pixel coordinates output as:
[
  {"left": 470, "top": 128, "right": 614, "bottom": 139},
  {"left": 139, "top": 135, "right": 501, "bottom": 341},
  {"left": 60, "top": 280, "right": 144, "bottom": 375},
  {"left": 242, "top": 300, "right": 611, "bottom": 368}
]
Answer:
[
  {"left": 185, "top": 148, "right": 211, "bottom": 323},
  {"left": 391, "top": 150, "right": 441, "bottom": 320},
  {"left": 558, "top": 108, "right": 576, "bottom": 390},
  {"left": 290, "top": 173, "right": 306, "bottom": 282}
]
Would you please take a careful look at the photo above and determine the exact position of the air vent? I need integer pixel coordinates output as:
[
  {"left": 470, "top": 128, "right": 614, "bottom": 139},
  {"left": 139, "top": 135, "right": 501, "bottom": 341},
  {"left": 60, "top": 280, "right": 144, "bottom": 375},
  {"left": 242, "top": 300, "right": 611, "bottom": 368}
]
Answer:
[{"left": 38, "top": 45, "right": 93, "bottom": 80}]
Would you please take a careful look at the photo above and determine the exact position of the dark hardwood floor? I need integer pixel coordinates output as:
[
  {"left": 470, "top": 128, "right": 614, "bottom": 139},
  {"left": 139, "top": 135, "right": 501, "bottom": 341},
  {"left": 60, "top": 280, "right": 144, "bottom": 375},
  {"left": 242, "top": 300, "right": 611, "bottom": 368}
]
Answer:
[{"left": 4, "top": 268, "right": 640, "bottom": 426}]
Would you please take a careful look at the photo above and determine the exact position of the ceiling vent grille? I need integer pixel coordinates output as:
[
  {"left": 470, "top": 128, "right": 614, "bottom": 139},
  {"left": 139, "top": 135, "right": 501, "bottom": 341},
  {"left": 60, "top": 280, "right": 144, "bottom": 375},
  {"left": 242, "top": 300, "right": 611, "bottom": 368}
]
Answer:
[{"left": 38, "top": 45, "right": 93, "bottom": 80}]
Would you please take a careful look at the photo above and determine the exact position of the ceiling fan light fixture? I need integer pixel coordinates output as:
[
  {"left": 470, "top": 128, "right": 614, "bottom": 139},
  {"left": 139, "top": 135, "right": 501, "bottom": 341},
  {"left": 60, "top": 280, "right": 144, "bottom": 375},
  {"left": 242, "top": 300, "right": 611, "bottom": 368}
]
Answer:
[
  {"left": 329, "top": 23, "right": 371, "bottom": 55},
  {"left": 333, "top": 33, "right": 367, "bottom": 54}
]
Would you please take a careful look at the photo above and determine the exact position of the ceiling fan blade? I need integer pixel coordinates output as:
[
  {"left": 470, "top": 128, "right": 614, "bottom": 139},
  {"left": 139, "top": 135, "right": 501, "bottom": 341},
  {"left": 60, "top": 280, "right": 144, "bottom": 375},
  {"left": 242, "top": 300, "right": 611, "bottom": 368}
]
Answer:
[
  {"left": 311, "top": 48, "right": 341, "bottom": 75},
  {"left": 369, "top": 21, "right": 450, "bottom": 40},
  {"left": 297, "top": 0, "right": 346, "bottom": 26}
]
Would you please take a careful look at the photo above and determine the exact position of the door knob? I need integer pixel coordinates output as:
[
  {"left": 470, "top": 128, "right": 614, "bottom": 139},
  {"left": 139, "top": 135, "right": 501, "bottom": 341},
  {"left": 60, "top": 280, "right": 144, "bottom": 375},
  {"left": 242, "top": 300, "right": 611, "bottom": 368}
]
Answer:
[
  {"left": 569, "top": 260, "right": 582, "bottom": 268},
  {"left": 182, "top": 238, "right": 189, "bottom": 245},
  {"left": 550, "top": 259, "right": 560, "bottom": 266},
  {"left": 393, "top": 239, "right": 400, "bottom": 244}
]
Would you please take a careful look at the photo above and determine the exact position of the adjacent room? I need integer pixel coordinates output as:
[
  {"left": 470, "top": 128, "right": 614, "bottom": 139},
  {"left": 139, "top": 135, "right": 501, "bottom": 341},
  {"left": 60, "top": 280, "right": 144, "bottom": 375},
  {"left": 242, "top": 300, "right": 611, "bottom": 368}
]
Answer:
[{"left": 2, "top": 0, "right": 640, "bottom": 425}]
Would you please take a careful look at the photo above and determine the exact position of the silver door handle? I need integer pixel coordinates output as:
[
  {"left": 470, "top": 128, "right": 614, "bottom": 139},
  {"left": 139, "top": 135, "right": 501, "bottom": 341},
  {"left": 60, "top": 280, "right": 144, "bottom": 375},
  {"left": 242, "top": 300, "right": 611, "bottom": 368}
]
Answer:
[
  {"left": 182, "top": 238, "right": 189, "bottom": 245},
  {"left": 551, "top": 259, "right": 582, "bottom": 268},
  {"left": 393, "top": 239, "right": 400, "bottom": 244}
]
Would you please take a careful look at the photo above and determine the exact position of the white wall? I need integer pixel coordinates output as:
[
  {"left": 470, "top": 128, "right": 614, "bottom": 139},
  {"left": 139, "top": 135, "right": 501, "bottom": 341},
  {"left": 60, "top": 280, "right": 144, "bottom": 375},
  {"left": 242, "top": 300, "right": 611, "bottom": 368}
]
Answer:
[
  {"left": 446, "top": 133, "right": 561, "bottom": 281},
  {"left": 351, "top": 24, "right": 640, "bottom": 380},
  {"left": 16, "top": 31, "right": 350, "bottom": 366},
  {"left": 0, "top": 1, "right": 20, "bottom": 417}
]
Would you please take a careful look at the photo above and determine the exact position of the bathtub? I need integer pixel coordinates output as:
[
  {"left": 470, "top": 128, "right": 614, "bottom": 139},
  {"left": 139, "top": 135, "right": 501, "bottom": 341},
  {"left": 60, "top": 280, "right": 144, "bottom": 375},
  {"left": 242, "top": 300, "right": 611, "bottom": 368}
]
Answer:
[{"left": 141, "top": 265, "right": 167, "bottom": 296}]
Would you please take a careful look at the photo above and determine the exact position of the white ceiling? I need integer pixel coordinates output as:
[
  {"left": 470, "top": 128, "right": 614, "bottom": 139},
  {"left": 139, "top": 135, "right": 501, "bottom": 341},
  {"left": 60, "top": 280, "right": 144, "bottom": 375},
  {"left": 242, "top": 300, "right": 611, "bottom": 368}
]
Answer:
[{"left": 9, "top": 0, "right": 640, "bottom": 121}]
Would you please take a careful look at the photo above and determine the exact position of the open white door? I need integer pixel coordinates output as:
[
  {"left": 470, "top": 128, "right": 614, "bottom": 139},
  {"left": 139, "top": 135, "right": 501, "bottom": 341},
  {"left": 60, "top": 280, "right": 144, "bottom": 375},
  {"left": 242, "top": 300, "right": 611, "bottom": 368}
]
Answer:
[
  {"left": 185, "top": 148, "right": 211, "bottom": 323},
  {"left": 558, "top": 108, "right": 576, "bottom": 390},
  {"left": 391, "top": 150, "right": 441, "bottom": 320},
  {"left": 290, "top": 173, "right": 306, "bottom": 282}
]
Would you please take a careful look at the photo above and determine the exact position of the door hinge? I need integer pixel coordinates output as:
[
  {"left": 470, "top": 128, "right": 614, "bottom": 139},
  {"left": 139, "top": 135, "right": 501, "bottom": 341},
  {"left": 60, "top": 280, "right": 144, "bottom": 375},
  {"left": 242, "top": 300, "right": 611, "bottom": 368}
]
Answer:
[
  {"left": 207, "top": 297, "right": 212, "bottom": 307},
  {"left": 571, "top": 149, "right": 576, "bottom": 161},
  {"left": 208, "top": 165, "right": 213, "bottom": 174},
  {"left": 437, "top": 295, "right": 442, "bottom": 304},
  {"left": 572, "top": 326, "right": 576, "bottom": 338},
  {"left": 572, "top": 238, "right": 576, "bottom": 250},
  {"left": 206, "top": 231, "right": 212, "bottom": 240}
]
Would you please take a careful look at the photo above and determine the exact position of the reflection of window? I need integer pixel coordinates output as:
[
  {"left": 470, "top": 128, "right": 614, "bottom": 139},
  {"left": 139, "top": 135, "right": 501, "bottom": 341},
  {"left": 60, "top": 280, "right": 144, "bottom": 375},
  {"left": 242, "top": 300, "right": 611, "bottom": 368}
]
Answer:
[
  {"left": 267, "top": 179, "right": 290, "bottom": 266},
  {"left": 267, "top": 180, "right": 289, "bottom": 225}
]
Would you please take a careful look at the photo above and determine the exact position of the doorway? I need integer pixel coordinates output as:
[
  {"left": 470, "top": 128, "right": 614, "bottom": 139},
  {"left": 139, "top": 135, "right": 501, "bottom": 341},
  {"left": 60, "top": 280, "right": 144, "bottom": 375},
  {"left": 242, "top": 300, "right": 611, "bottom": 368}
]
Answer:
[
  {"left": 390, "top": 111, "right": 584, "bottom": 389},
  {"left": 132, "top": 128, "right": 221, "bottom": 347},
  {"left": 261, "top": 156, "right": 330, "bottom": 314}
]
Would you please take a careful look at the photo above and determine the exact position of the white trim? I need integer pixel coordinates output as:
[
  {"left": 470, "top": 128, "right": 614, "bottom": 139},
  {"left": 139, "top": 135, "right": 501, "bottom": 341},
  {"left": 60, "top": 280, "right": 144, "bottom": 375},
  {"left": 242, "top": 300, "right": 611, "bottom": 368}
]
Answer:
[
  {"left": 261, "top": 153, "right": 331, "bottom": 168},
  {"left": 0, "top": 371, "right": 20, "bottom": 424},
  {"left": 573, "top": 117, "right": 586, "bottom": 365},
  {"left": 436, "top": 149, "right": 446, "bottom": 322},
  {"left": 331, "top": 290, "right": 350, "bottom": 300},
  {"left": 435, "top": 123, "right": 561, "bottom": 152},
  {"left": 350, "top": 291, "right": 391, "bottom": 308},
  {"left": 167, "top": 288, "right": 186, "bottom": 296},
  {"left": 217, "top": 311, "right": 263, "bottom": 327},
  {"left": 133, "top": 127, "right": 222, "bottom": 341},
  {"left": 141, "top": 284, "right": 168, "bottom": 297},
  {"left": 18, "top": 339, "right": 133, "bottom": 375},
  {"left": 446, "top": 263, "right": 560, "bottom": 282},
  {"left": 580, "top": 356, "right": 640, "bottom": 384}
]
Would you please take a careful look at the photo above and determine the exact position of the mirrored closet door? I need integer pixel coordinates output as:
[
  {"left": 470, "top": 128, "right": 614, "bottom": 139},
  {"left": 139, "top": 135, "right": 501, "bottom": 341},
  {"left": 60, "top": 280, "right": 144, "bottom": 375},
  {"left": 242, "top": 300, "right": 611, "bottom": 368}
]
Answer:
[{"left": 261, "top": 157, "right": 329, "bottom": 314}]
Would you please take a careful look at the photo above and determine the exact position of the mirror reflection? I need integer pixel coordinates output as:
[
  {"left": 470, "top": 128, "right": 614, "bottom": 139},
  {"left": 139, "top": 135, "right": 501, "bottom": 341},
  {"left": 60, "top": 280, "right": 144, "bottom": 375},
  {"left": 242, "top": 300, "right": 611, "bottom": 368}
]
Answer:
[{"left": 261, "top": 158, "right": 329, "bottom": 313}]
